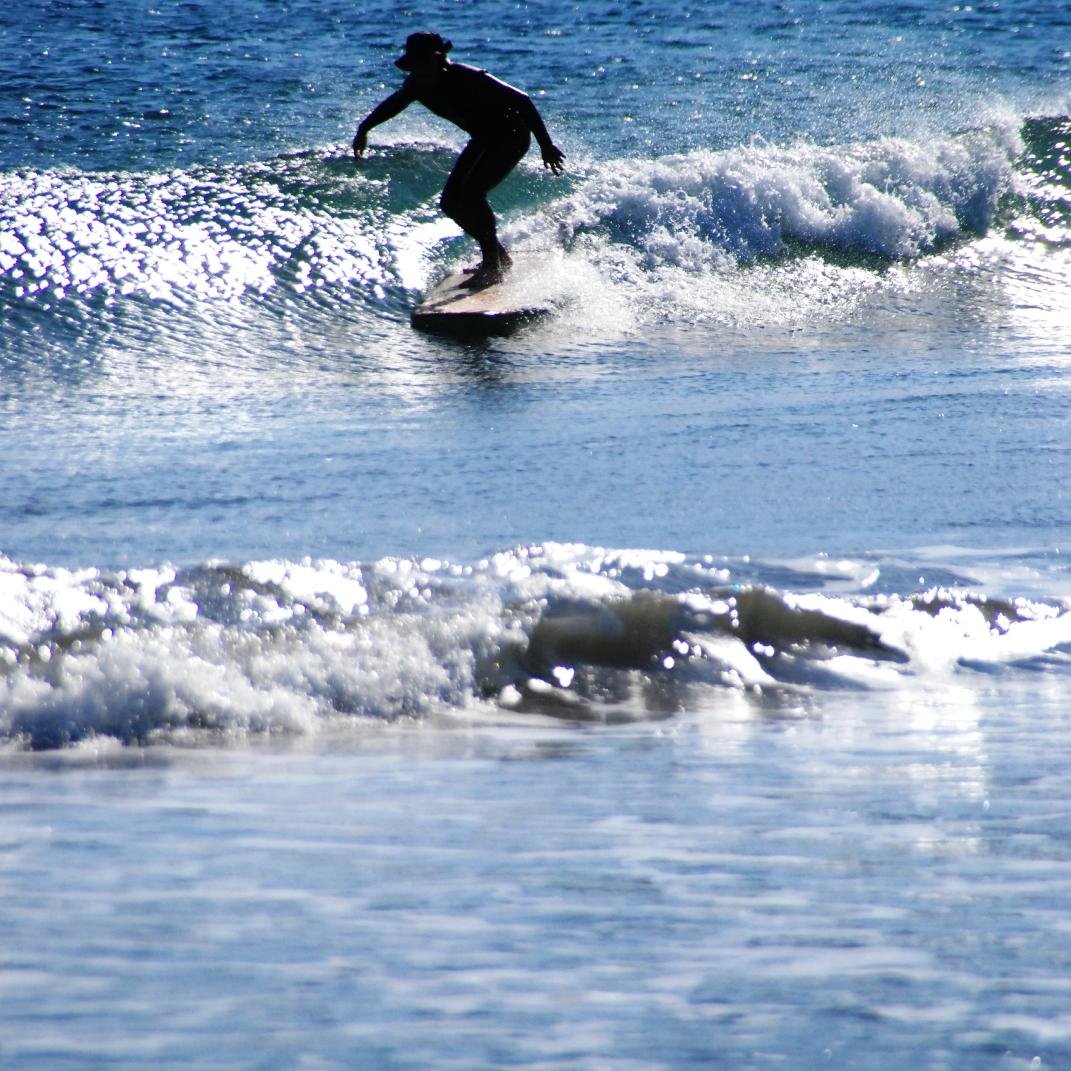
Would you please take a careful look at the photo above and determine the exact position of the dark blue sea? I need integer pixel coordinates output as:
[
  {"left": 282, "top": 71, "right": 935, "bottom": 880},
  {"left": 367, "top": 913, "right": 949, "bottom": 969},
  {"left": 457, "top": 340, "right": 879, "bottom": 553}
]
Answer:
[{"left": 2, "top": 2, "right": 1070, "bottom": 1067}]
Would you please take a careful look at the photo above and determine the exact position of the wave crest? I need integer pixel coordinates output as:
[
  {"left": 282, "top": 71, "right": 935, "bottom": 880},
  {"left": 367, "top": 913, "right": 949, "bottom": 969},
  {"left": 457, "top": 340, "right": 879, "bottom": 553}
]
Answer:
[
  {"left": 550, "top": 126, "right": 1020, "bottom": 267},
  {"left": 2, "top": 546, "right": 1068, "bottom": 751}
]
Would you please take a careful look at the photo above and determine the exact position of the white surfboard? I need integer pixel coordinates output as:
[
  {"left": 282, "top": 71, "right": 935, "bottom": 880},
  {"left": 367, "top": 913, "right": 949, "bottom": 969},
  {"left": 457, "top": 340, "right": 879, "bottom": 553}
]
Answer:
[{"left": 411, "top": 254, "right": 553, "bottom": 334}]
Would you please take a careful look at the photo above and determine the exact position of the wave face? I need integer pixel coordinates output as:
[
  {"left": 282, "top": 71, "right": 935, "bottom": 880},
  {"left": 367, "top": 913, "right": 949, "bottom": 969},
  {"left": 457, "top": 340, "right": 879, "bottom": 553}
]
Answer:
[
  {"left": 2, "top": 546, "right": 1069, "bottom": 751},
  {"left": 0, "top": 152, "right": 413, "bottom": 311},
  {"left": 1, "top": 117, "right": 1067, "bottom": 347}
]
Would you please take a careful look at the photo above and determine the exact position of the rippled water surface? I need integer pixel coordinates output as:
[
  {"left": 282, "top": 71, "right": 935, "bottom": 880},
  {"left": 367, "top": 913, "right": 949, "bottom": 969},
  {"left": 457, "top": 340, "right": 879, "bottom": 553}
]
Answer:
[{"left": 4, "top": 679, "right": 1071, "bottom": 1069}]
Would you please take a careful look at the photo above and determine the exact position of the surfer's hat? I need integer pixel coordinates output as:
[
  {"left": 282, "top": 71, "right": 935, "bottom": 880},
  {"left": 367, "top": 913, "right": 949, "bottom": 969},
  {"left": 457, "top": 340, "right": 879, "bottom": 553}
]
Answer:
[{"left": 395, "top": 32, "right": 453, "bottom": 71}]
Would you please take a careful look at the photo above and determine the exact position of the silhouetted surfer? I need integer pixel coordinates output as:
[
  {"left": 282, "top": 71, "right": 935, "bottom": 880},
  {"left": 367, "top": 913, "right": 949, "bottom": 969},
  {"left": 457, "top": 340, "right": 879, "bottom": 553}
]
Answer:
[{"left": 353, "top": 32, "right": 565, "bottom": 290}]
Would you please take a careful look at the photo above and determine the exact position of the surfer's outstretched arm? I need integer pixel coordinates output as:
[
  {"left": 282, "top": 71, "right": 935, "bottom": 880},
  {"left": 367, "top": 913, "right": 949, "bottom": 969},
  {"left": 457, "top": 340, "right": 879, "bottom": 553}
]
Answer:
[
  {"left": 489, "top": 77, "right": 566, "bottom": 174},
  {"left": 518, "top": 96, "right": 566, "bottom": 174},
  {"left": 353, "top": 88, "right": 415, "bottom": 159}
]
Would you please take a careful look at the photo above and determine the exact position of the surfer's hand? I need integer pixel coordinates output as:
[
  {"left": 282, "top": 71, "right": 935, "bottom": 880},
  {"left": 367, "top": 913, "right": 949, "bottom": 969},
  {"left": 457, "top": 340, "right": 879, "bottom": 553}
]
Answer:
[
  {"left": 541, "top": 144, "right": 565, "bottom": 175},
  {"left": 352, "top": 129, "right": 368, "bottom": 162}
]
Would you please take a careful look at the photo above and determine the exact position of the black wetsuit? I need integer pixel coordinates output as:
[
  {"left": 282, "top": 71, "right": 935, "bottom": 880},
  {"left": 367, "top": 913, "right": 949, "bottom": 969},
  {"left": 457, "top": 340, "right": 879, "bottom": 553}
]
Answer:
[{"left": 397, "top": 63, "right": 531, "bottom": 250}]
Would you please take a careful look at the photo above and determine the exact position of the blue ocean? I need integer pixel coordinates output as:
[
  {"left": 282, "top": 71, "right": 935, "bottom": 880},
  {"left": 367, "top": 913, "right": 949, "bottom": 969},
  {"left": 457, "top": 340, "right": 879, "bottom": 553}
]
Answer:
[{"left": 2, "top": 1, "right": 1071, "bottom": 1067}]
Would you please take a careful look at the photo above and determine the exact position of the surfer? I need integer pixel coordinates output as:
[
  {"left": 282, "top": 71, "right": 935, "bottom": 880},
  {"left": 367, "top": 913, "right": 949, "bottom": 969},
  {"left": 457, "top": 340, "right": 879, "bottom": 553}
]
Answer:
[{"left": 352, "top": 32, "right": 566, "bottom": 290}]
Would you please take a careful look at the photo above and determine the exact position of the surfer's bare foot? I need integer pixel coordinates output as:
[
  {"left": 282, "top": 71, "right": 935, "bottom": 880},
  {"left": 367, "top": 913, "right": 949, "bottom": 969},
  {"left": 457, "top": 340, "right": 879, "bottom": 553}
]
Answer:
[
  {"left": 463, "top": 247, "right": 512, "bottom": 275},
  {"left": 460, "top": 260, "right": 507, "bottom": 290}
]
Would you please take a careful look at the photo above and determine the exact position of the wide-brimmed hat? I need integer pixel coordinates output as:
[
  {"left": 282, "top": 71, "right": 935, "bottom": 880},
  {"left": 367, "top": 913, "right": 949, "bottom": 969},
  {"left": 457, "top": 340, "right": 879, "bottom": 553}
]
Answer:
[{"left": 394, "top": 32, "right": 453, "bottom": 71}]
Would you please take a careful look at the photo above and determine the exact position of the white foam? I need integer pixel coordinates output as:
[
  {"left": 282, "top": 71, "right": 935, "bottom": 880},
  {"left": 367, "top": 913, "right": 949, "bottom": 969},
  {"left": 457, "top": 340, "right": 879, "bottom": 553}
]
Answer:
[
  {"left": 500, "top": 125, "right": 1021, "bottom": 328},
  {"left": 1, "top": 547, "right": 1068, "bottom": 750},
  {"left": 555, "top": 127, "right": 1018, "bottom": 263}
]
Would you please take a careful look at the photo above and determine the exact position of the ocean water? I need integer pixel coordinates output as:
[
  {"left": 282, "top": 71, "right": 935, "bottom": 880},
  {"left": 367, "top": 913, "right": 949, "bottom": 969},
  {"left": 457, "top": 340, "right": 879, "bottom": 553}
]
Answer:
[{"left": 2, "top": 0, "right": 1071, "bottom": 1067}]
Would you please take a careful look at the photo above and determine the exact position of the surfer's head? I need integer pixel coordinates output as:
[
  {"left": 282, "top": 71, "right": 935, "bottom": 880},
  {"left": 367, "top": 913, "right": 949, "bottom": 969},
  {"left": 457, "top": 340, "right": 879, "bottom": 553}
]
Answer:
[{"left": 395, "top": 32, "right": 452, "bottom": 72}]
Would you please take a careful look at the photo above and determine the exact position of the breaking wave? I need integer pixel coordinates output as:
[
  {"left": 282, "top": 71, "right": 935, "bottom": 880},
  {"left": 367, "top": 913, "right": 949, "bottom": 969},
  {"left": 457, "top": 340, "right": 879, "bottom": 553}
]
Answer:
[
  {"left": 2, "top": 545, "right": 1069, "bottom": 751},
  {"left": 545, "top": 125, "right": 1020, "bottom": 266},
  {"left": 2, "top": 117, "right": 1066, "bottom": 314}
]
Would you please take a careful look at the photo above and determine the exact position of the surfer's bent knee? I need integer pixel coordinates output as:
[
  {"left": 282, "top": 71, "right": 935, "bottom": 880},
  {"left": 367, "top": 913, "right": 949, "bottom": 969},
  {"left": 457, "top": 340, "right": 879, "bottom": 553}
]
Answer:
[{"left": 438, "top": 188, "right": 459, "bottom": 220}]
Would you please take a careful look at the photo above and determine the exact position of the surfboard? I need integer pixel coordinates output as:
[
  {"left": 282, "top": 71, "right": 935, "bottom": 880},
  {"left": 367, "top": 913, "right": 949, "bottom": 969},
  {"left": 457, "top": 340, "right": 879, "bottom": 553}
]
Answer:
[{"left": 411, "top": 254, "right": 552, "bottom": 335}]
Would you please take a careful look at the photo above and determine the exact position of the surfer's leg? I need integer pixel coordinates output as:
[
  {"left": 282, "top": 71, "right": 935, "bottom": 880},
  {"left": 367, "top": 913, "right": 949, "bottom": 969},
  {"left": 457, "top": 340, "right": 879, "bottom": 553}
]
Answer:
[
  {"left": 463, "top": 129, "right": 530, "bottom": 268},
  {"left": 440, "top": 130, "right": 530, "bottom": 284},
  {"left": 440, "top": 141, "right": 496, "bottom": 264}
]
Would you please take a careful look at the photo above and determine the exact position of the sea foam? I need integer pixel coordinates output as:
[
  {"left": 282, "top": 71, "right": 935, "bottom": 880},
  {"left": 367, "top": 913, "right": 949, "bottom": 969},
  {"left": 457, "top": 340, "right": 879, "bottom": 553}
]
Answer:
[
  {"left": 546, "top": 125, "right": 1020, "bottom": 268},
  {"left": 2, "top": 546, "right": 1068, "bottom": 751}
]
